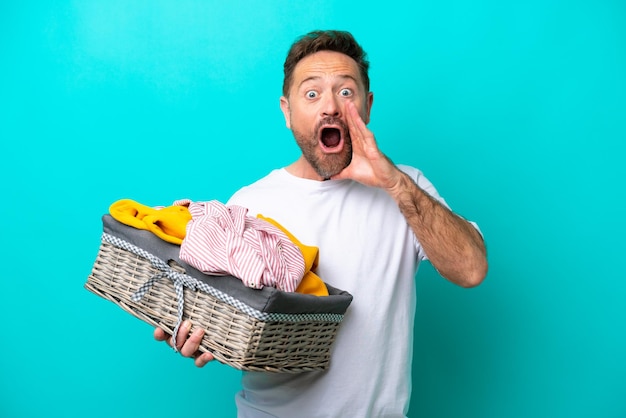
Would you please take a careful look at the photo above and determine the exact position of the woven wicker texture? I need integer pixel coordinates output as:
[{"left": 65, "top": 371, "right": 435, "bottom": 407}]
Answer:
[{"left": 85, "top": 241, "right": 341, "bottom": 372}]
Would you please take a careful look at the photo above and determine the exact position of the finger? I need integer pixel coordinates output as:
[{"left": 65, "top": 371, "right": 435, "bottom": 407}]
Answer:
[
  {"left": 180, "top": 327, "right": 205, "bottom": 358},
  {"left": 345, "top": 101, "right": 369, "bottom": 139},
  {"left": 174, "top": 320, "right": 192, "bottom": 351},
  {"left": 154, "top": 327, "right": 170, "bottom": 342},
  {"left": 344, "top": 101, "right": 361, "bottom": 139},
  {"left": 194, "top": 352, "right": 215, "bottom": 368}
]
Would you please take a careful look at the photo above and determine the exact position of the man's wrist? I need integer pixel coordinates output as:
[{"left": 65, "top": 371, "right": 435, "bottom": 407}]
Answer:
[
  {"left": 386, "top": 170, "right": 414, "bottom": 201},
  {"left": 387, "top": 170, "right": 437, "bottom": 219}
]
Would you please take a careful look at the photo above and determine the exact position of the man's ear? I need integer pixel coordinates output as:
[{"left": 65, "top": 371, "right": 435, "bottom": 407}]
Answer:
[{"left": 280, "top": 96, "right": 291, "bottom": 129}]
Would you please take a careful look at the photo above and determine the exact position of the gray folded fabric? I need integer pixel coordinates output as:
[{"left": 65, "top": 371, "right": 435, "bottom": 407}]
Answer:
[{"left": 102, "top": 215, "right": 353, "bottom": 315}]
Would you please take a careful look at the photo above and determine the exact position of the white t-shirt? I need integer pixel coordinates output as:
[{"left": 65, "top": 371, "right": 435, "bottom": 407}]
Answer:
[{"left": 226, "top": 165, "right": 447, "bottom": 418}]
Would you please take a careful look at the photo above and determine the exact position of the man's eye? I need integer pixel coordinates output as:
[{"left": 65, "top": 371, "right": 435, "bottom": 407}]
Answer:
[
  {"left": 306, "top": 91, "right": 318, "bottom": 99},
  {"left": 339, "top": 88, "right": 353, "bottom": 97}
]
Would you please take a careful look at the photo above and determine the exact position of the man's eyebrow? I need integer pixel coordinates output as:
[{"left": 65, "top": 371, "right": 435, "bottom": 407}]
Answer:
[{"left": 298, "top": 74, "right": 359, "bottom": 89}]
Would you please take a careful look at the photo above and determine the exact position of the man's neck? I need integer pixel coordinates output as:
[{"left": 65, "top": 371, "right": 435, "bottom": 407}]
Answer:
[{"left": 285, "top": 157, "right": 325, "bottom": 181}]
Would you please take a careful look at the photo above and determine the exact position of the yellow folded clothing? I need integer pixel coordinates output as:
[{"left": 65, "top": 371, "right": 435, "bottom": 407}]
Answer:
[
  {"left": 258, "top": 215, "right": 329, "bottom": 297},
  {"left": 109, "top": 199, "right": 191, "bottom": 245}
]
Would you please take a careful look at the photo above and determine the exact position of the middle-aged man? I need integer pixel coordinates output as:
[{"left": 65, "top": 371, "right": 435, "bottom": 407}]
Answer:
[{"left": 155, "top": 29, "right": 488, "bottom": 418}]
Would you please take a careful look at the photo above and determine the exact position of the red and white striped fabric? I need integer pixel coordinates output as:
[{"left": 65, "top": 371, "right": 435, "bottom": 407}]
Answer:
[{"left": 176, "top": 199, "right": 305, "bottom": 292}]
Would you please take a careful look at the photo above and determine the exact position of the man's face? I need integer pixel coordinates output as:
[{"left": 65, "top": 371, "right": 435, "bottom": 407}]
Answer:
[{"left": 280, "top": 50, "right": 373, "bottom": 180}]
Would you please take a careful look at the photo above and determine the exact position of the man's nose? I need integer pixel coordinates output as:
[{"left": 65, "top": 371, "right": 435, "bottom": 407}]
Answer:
[{"left": 321, "top": 95, "right": 341, "bottom": 118}]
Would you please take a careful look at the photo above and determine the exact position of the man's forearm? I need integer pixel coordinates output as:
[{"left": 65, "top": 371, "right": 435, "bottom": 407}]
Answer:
[{"left": 388, "top": 171, "right": 488, "bottom": 287}]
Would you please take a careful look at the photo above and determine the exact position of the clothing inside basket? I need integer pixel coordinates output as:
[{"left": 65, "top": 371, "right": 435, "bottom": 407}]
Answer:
[{"left": 109, "top": 199, "right": 328, "bottom": 296}]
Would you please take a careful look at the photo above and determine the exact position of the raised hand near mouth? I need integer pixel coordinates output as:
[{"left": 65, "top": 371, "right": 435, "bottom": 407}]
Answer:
[{"left": 331, "top": 100, "right": 403, "bottom": 193}]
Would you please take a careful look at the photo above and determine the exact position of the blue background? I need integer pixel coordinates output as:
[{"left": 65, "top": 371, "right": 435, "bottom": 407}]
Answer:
[{"left": 2, "top": 1, "right": 625, "bottom": 417}]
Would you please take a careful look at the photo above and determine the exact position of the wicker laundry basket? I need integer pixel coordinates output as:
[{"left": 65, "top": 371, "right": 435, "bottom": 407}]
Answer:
[{"left": 85, "top": 215, "right": 353, "bottom": 373}]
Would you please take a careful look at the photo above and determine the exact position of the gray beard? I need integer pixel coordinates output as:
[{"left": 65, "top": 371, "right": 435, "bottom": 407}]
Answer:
[
  {"left": 292, "top": 131, "right": 353, "bottom": 179},
  {"left": 291, "top": 118, "right": 353, "bottom": 179}
]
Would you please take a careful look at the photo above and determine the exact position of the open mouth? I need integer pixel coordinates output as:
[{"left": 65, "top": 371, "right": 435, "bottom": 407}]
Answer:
[{"left": 319, "top": 126, "right": 344, "bottom": 152}]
